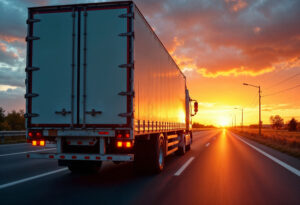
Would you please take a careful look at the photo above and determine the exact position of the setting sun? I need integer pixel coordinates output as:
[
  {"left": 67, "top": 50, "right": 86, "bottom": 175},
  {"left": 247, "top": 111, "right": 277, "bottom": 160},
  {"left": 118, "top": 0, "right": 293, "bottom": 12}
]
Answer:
[{"left": 217, "top": 116, "right": 231, "bottom": 127}]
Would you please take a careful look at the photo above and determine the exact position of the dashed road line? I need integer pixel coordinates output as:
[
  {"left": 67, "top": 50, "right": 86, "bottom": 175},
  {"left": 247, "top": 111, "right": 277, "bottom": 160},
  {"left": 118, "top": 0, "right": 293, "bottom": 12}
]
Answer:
[{"left": 174, "top": 157, "right": 195, "bottom": 176}]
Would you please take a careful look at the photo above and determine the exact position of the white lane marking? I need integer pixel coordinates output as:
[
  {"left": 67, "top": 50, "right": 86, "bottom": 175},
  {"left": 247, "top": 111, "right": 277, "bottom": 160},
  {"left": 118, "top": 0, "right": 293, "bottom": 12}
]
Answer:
[
  {"left": 0, "top": 148, "right": 56, "bottom": 157},
  {"left": 0, "top": 168, "right": 68, "bottom": 190},
  {"left": 0, "top": 143, "right": 27, "bottom": 147},
  {"left": 205, "top": 142, "right": 210, "bottom": 147},
  {"left": 174, "top": 157, "right": 195, "bottom": 176},
  {"left": 231, "top": 132, "right": 300, "bottom": 177}
]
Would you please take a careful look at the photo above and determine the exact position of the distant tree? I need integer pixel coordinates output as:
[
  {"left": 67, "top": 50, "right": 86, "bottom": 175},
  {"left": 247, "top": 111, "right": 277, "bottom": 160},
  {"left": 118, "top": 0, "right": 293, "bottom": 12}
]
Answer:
[
  {"left": 0, "top": 107, "right": 6, "bottom": 131},
  {"left": 5, "top": 110, "right": 25, "bottom": 130},
  {"left": 270, "top": 115, "right": 284, "bottom": 129},
  {"left": 192, "top": 123, "right": 205, "bottom": 128},
  {"left": 0, "top": 107, "right": 5, "bottom": 122},
  {"left": 288, "top": 118, "right": 297, "bottom": 131}
]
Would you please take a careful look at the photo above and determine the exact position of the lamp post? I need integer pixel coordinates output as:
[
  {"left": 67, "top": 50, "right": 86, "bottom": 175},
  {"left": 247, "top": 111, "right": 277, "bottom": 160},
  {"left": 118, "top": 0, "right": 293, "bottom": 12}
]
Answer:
[
  {"left": 243, "top": 83, "right": 261, "bottom": 136},
  {"left": 235, "top": 107, "right": 244, "bottom": 130}
]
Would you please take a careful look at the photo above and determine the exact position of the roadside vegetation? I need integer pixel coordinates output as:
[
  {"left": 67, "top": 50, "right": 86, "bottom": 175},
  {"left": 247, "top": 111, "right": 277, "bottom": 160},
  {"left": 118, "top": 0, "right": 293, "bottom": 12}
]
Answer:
[
  {"left": 230, "top": 115, "right": 300, "bottom": 158},
  {"left": 0, "top": 107, "right": 25, "bottom": 131},
  {"left": 192, "top": 123, "right": 216, "bottom": 131},
  {"left": 0, "top": 107, "right": 26, "bottom": 144}
]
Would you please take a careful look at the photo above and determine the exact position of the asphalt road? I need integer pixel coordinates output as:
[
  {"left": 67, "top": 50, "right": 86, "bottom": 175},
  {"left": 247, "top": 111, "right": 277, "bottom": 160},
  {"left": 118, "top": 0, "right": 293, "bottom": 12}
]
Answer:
[{"left": 0, "top": 129, "right": 299, "bottom": 205}]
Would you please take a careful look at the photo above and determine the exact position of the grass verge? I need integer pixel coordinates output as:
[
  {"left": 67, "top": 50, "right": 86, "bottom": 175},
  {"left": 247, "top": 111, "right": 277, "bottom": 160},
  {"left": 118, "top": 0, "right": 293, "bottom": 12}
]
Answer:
[{"left": 230, "top": 128, "right": 300, "bottom": 159}]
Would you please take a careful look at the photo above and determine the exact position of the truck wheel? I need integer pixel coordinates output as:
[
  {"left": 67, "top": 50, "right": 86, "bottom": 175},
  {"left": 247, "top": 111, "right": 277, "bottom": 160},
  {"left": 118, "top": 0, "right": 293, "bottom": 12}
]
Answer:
[
  {"left": 186, "top": 132, "right": 192, "bottom": 151},
  {"left": 177, "top": 141, "right": 186, "bottom": 155},
  {"left": 185, "top": 143, "right": 191, "bottom": 151},
  {"left": 176, "top": 136, "right": 186, "bottom": 155},
  {"left": 150, "top": 135, "right": 165, "bottom": 173},
  {"left": 134, "top": 134, "right": 165, "bottom": 174},
  {"left": 68, "top": 161, "right": 102, "bottom": 174}
]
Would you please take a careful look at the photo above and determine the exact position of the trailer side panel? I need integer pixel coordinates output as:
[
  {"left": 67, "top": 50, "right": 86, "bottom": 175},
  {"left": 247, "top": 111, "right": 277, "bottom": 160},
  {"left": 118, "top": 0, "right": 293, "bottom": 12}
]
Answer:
[{"left": 133, "top": 6, "right": 186, "bottom": 133}]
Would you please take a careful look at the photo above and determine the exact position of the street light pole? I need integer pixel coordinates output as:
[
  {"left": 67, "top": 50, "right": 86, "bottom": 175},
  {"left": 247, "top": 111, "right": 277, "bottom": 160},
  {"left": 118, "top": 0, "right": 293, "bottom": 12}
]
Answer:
[
  {"left": 235, "top": 107, "right": 243, "bottom": 130},
  {"left": 258, "top": 86, "right": 261, "bottom": 136},
  {"left": 243, "top": 83, "right": 262, "bottom": 136},
  {"left": 241, "top": 108, "right": 243, "bottom": 130}
]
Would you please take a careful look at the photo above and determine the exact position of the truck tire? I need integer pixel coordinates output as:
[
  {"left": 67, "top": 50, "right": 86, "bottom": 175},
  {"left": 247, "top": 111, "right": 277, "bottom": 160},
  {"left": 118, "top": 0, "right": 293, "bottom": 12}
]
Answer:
[
  {"left": 67, "top": 161, "right": 102, "bottom": 174},
  {"left": 186, "top": 132, "right": 192, "bottom": 151},
  {"left": 134, "top": 134, "right": 165, "bottom": 174},
  {"left": 176, "top": 135, "right": 186, "bottom": 155},
  {"left": 176, "top": 140, "right": 186, "bottom": 155},
  {"left": 185, "top": 144, "right": 191, "bottom": 151},
  {"left": 150, "top": 135, "right": 165, "bottom": 173}
]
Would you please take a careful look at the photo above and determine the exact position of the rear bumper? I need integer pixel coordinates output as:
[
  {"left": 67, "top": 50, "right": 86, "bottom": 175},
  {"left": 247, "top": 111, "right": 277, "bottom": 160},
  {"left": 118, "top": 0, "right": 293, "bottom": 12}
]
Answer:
[{"left": 27, "top": 153, "right": 134, "bottom": 162}]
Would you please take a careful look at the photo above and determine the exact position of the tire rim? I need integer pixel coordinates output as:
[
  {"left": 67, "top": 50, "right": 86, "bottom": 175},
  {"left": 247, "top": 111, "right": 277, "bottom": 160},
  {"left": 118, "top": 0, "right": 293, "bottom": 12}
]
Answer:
[{"left": 159, "top": 145, "right": 163, "bottom": 168}]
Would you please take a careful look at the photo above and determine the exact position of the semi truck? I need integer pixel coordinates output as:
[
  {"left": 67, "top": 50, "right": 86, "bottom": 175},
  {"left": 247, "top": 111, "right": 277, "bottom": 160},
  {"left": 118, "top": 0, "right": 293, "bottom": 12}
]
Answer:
[{"left": 25, "top": 1, "right": 198, "bottom": 173}]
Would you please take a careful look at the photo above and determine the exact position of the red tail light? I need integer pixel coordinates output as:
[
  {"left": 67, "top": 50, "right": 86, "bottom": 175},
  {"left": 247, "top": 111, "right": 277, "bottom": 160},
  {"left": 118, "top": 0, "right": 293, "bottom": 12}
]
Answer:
[
  {"left": 32, "top": 140, "right": 37, "bottom": 146},
  {"left": 28, "top": 130, "right": 43, "bottom": 138},
  {"left": 40, "top": 140, "right": 45, "bottom": 146},
  {"left": 125, "top": 133, "right": 130, "bottom": 138},
  {"left": 36, "top": 132, "right": 42, "bottom": 138}
]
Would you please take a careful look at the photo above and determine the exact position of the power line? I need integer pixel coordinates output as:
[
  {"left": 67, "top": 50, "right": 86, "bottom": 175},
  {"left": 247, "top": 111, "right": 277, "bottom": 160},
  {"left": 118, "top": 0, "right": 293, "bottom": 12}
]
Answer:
[
  {"left": 265, "top": 72, "right": 300, "bottom": 90},
  {"left": 263, "top": 84, "right": 300, "bottom": 97}
]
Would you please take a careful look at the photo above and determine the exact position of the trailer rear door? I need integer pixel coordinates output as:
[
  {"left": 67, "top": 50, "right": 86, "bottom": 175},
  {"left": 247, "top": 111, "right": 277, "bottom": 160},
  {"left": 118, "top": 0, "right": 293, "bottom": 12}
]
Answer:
[
  {"left": 79, "top": 8, "right": 128, "bottom": 126},
  {"left": 30, "top": 11, "right": 77, "bottom": 126}
]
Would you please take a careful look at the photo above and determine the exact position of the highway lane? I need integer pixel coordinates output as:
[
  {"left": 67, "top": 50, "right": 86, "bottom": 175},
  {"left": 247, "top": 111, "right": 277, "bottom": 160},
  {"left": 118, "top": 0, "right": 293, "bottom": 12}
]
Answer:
[{"left": 0, "top": 129, "right": 299, "bottom": 205}]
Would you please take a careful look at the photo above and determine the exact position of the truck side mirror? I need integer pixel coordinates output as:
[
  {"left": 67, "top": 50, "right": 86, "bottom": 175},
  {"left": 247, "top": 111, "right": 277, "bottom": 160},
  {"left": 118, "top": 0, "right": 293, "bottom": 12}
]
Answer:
[{"left": 194, "top": 101, "right": 198, "bottom": 114}]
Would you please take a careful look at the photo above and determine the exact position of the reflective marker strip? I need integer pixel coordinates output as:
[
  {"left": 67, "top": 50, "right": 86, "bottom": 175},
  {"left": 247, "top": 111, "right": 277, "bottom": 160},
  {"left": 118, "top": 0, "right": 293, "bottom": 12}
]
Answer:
[
  {"left": 231, "top": 132, "right": 300, "bottom": 177},
  {"left": 0, "top": 148, "right": 56, "bottom": 157},
  {"left": 0, "top": 168, "right": 68, "bottom": 190},
  {"left": 174, "top": 157, "right": 195, "bottom": 176}
]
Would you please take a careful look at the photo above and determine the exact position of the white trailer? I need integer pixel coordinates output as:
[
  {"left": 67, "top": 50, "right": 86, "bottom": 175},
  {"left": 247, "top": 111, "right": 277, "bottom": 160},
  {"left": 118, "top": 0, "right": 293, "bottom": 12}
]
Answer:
[{"left": 25, "top": 1, "right": 198, "bottom": 173}]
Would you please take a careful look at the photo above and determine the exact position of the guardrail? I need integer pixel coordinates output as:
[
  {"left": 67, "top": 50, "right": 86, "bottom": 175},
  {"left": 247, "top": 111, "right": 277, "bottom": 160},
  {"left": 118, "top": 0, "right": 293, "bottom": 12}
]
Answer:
[{"left": 0, "top": 131, "right": 26, "bottom": 143}]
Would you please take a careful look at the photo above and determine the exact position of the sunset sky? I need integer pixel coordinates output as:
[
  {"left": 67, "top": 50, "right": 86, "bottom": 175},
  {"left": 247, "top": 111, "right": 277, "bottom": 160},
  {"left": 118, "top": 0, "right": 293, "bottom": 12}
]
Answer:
[{"left": 0, "top": 0, "right": 299, "bottom": 127}]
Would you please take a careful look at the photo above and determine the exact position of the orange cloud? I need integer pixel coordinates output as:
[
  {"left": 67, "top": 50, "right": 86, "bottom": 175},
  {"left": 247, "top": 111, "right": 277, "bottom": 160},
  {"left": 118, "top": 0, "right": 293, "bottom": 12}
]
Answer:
[
  {"left": 225, "top": 0, "right": 248, "bottom": 12},
  {"left": 138, "top": 0, "right": 300, "bottom": 78},
  {"left": 0, "top": 35, "right": 24, "bottom": 44}
]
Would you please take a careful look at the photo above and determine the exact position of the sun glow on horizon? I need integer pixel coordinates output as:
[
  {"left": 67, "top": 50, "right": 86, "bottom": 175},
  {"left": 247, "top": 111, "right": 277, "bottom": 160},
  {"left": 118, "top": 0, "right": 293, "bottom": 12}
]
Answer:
[{"left": 217, "top": 116, "right": 231, "bottom": 127}]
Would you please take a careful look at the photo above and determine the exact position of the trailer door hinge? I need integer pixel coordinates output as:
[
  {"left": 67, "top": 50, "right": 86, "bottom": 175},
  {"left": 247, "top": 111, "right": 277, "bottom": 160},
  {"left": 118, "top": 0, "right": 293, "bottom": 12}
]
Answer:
[
  {"left": 24, "top": 113, "right": 39, "bottom": 118},
  {"left": 26, "top": 36, "right": 40, "bottom": 41},
  {"left": 26, "top": 18, "right": 41, "bottom": 24},
  {"left": 25, "top": 93, "right": 39, "bottom": 98},
  {"left": 118, "top": 112, "right": 133, "bottom": 118},
  {"left": 118, "top": 91, "right": 134, "bottom": 97},
  {"left": 55, "top": 108, "right": 71, "bottom": 116},
  {"left": 25, "top": 66, "right": 40, "bottom": 72},
  {"left": 119, "top": 63, "right": 134, "bottom": 69},
  {"left": 118, "top": 32, "right": 134, "bottom": 37},
  {"left": 118, "top": 13, "right": 134, "bottom": 18},
  {"left": 86, "top": 109, "right": 102, "bottom": 117}
]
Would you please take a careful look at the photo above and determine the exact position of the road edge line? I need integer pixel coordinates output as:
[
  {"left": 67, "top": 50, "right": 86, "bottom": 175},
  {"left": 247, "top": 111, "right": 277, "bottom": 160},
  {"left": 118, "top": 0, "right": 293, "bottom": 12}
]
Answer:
[
  {"left": 0, "top": 148, "right": 56, "bottom": 157},
  {"left": 0, "top": 168, "right": 68, "bottom": 190},
  {"left": 174, "top": 157, "right": 195, "bottom": 176},
  {"left": 231, "top": 132, "right": 300, "bottom": 177}
]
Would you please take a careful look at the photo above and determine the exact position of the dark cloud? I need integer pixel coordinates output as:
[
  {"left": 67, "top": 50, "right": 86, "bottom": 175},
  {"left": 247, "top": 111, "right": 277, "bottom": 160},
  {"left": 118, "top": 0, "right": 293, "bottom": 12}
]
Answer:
[
  {"left": 0, "top": 67, "right": 25, "bottom": 87},
  {"left": 0, "top": 87, "right": 25, "bottom": 112}
]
